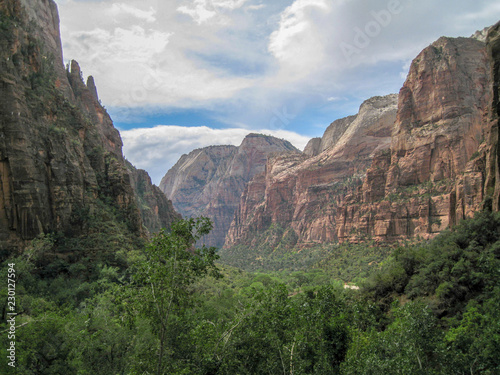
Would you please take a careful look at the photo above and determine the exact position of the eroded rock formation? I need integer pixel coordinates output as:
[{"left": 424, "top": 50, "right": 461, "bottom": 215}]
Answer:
[
  {"left": 222, "top": 27, "right": 500, "bottom": 264},
  {"left": 223, "top": 94, "right": 398, "bottom": 252},
  {"left": 160, "top": 134, "right": 299, "bottom": 247},
  {"left": 0, "top": 0, "right": 178, "bottom": 251}
]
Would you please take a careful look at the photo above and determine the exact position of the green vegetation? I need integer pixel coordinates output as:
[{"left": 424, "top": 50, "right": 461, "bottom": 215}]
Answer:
[
  {"left": 125, "top": 218, "right": 221, "bottom": 374},
  {"left": 220, "top": 228, "right": 393, "bottom": 280},
  {"left": 1, "top": 211, "right": 500, "bottom": 373}
]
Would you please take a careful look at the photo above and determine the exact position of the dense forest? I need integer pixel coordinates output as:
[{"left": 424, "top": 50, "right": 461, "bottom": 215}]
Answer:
[{"left": 1, "top": 210, "right": 499, "bottom": 374}]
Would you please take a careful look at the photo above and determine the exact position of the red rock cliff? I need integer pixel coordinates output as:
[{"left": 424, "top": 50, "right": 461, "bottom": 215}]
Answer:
[
  {"left": 223, "top": 94, "right": 398, "bottom": 251},
  {"left": 223, "top": 29, "right": 500, "bottom": 260}
]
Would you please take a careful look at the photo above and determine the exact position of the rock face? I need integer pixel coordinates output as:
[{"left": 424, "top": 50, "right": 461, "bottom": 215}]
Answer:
[
  {"left": 223, "top": 94, "right": 398, "bottom": 252},
  {"left": 0, "top": 0, "right": 178, "bottom": 252},
  {"left": 222, "top": 29, "right": 500, "bottom": 264},
  {"left": 303, "top": 137, "right": 321, "bottom": 157},
  {"left": 485, "top": 22, "right": 500, "bottom": 212},
  {"left": 127, "top": 162, "right": 181, "bottom": 234},
  {"left": 160, "top": 134, "right": 299, "bottom": 248}
]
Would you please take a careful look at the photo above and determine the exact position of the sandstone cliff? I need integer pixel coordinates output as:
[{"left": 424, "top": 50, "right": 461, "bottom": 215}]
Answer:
[
  {"left": 160, "top": 134, "right": 299, "bottom": 248},
  {"left": 221, "top": 28, "right": 500, "bottom": 269},
  {"left": 223, "top": 94, "right": 398, "bottom": 256},
  {"left": 0, "top": 0, "right": 178, "bottom": 252},
  {"left": 484, "top": 22, "right": 500, "bottom": 212}
]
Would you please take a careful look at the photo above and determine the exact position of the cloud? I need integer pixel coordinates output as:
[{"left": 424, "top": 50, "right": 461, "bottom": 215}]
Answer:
[
  {"left": 246, "top": 4, "right": 265, "bottom": 11},
  {"left": 327, "top": 96, "right": 345, "bottom": 102},
  {"left": 121, "top": 125, "right": 311, "bottom": 184},
  {"left": 177, "top": 0, "right": 248, "bottom": 24},
  {"left": 458, "top": 2, "right": 500, "bottom": 22},
  {"left": 57, "top": 0, "right": 500, "bottom": 139},
  {"left": 59, "top": 0, "right": 258, "bottom": 109},
  {"left": 268, "top": 0, "right": 330, "bottom": 76},
  {"left": 177, "top": 0, "right": 217, "bottom": 24},
  {"left": 69, "top": 26, "right": 170, "bottom": 63},
  {"left": 108, "top": 3, "right": 156, "bottom": 23}
]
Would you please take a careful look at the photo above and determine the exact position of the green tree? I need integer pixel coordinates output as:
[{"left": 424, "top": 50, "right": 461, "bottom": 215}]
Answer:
[
  {"left": 128, "top": 217, "right": 221, "bottom": 374},
  {"left": 445, "top": 289, "right": 500, "bottom": 374},
  {"left": 342, "top": 301, "right": 444, "bottom": 374}
]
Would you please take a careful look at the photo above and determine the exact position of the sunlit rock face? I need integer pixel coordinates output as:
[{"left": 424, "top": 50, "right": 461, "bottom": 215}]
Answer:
[
  {"left": 223, "top": 27, "right": 500, "bottom": 258},
  {"left": 224, "top": 94, "right": 398, "bottom": 249}
]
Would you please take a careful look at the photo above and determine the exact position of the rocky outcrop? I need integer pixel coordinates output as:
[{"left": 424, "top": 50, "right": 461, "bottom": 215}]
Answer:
[
  {"left": 339, "top": 36, "right": 491, "bottom": 243},
  {"left": 302, "top": 115, "right": 359, "bottom": 157},
  {"left": 319, "top": 115, "right": 358, "bottom": 154},
  {"left": 160, "top": 134, "right": 299, "bottom": 248},
  {"left": 127, "top": 162, "right": 181, "bottom": 234},
  {"left": 303, "top": 137, "right": 321, "bottom": 157},
  {"left": 484, "top": 21, "right": 500, "bottom": 212},
  {"left": 160, "top": 145, "right": 238, "bottom": 220},
  {"left": 222, "top": 30, "right": 500, "bottom": 264},
  {"left": 0, "top": 0, "right": 178, "bottom": 252},
  {"left": 223, "top": 94, "right": 398, "bottom": 251}
]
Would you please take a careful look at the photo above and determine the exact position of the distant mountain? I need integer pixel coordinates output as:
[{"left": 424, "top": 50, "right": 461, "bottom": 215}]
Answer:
[{"left": 159, "top": 134, "right": 299, "bottom": 248}]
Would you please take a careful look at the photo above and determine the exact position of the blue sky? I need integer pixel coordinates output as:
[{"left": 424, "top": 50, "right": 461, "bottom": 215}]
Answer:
[{"left": 55, "top": 0, "right": 500, "bottom": 183}]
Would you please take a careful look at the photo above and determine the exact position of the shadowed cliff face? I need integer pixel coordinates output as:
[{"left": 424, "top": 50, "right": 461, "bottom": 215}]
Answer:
[
  {"left": 222, "top": 27, "right": 500, "bottom": 266},
  {"left": 0, "top": 0, "right": 178, "bottom": 251},
  {"left": 160, "top": 134, "right": 299, "bottom": 248},
  {"left": 127, "top": 162, "right": 181, "bottom": 234},
  {"left": 485, "top": 22, "right": 500, "bottom": 211}
]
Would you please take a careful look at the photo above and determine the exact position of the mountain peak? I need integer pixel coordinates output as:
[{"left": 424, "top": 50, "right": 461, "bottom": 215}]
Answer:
[{"left": 160, "top": 133, "right": 300, "bottom": 247}]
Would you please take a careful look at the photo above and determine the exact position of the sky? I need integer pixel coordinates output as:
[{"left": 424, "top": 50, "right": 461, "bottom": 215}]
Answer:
[{"left": 54, "top": 0, "right": 500, "bottom": 184}]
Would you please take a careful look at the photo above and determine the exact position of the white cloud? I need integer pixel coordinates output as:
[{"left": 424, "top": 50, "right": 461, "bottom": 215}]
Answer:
[
  {"left": 212, "top": 0, "right": 248, "bottom": 10},
  {"left": 108, "top": 3, "right": 156, "bottom": 23},
  {"left": 246, "top": 4, "right": 265, "bottom": 11},
  {"left": 58, "top": 0, "right": 257, "bottom": 109},
  {"left": 121, "top": 125, "right": 310, "bottom": 184},
  {"left": 268, "top": 0, "right": 330, "bottom": 76},
  {"left": 177, "top": 0, "right": 248, "bottom": 24},
  {"left": 177, "top": 0, "right": 218, "bottom": 24},
  {"left": 69, "top": 26, "right": 170, "bottom": 64},
  {"left": 56, "top": 0, "right": 500, "bottom": 136},
  {"left": 458, "top": 2, "right": 500, "bottom": 22},
  {"left": 327, "top": 96, "right": 344, "bottom": 102}
]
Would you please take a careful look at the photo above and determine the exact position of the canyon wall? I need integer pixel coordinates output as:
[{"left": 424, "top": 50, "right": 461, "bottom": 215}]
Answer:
[
  {"left": 160, "top": 134, "right": 299, "bottom": 248},
  {"left": 221, "top": 28, "right": 500, "bottom": 266},
  {"left": 223, "top": 94, "right": 398, "bottom": 251},
  {"left": 0, "top": 0, "right": 178, "bottom": 252}
]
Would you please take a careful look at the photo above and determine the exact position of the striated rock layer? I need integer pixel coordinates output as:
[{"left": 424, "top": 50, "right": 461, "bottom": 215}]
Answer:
[
  {"left": 485, "top": 22, "right": 500, "bottom": 212},
  {"left": 223, "top": 94, "right": 398, "bottom": 251},
  {"left": 222, "top": 28, "right": 500, "bottom": 262},
  {"left": 337, "top": 35, "right": 494, "bottom": 243},
  {"left": 0, "top": 0, "right": 178, "bottom": 252},
  {"left": 160, "top": 134, "right": 299, "bottom": 248}
]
